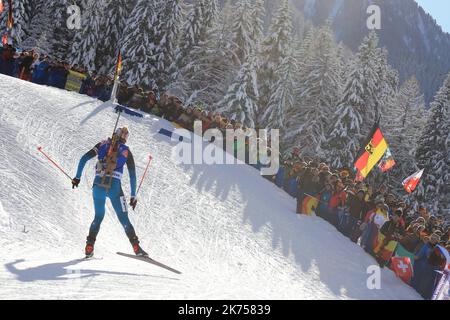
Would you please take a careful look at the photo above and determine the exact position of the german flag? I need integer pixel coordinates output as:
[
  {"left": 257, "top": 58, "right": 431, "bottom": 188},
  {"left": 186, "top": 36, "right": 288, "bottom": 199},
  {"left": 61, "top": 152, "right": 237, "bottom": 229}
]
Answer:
[
  {"left": 354, "top": 121, "right": 389, "bottom": 179},
  {"left": 373, "top": 232, "right": 398, "bottom": 262},
  {"left": 114, "top": 51, "right": 122, "bottom": 81},
  {"left": 301, "top": 194, "right": 319, "bottom": 216}
]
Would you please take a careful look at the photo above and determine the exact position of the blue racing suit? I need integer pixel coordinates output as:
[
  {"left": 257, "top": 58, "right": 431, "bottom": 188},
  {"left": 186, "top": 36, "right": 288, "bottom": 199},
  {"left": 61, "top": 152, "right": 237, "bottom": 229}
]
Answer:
[{"left": 75, "top": 139, "right": 138, "bottom": 241}]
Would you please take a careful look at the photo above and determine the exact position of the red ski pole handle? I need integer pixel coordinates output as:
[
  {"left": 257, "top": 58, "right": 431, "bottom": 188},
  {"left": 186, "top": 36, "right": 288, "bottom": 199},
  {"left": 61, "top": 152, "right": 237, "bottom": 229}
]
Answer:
[
  {"left": 136, "top": 155, "right": 153, "bottom": 197},
  {"left": 37, "top": 146, "right": 72, "bottom": 181}
]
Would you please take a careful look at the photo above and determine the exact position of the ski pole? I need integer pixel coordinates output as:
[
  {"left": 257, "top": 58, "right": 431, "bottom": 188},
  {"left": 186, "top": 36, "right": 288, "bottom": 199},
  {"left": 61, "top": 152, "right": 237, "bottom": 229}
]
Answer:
[
  {"left": 37, "top": 146, "right": 72, "bottom": 180},
  {"left": 136, "top": 155, "right": 153, "bottom": 197}
]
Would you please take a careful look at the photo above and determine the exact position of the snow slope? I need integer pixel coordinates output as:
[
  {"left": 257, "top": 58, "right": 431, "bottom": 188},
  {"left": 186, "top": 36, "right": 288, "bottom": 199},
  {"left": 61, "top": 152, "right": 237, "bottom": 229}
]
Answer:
[{"left": 0, "top": 75, "right": 421, "bottom": 300}]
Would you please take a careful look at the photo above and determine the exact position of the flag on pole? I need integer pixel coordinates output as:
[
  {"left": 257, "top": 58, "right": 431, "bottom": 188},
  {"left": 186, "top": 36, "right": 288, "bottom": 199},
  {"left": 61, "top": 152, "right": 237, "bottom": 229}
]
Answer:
[
  {"left": 301, "top": 194, "right": 319, "bottom": 216},
  {"left": 7, "top": 0, "right": 13, "bottom": 29},
  {"left": 402, "top": 169, "right": 424, "bottom": 193},
  {"left": 110, "top": 51, "right": 123, "bottom": 102},
  {"left": 394, "top": 243, "right": 416, "bottom": 267},
  {"left": 354, "top": 121, "right": 389, "bottom": 179},
  {"left": 378, "top": 148, "right": 396, "bottom": 172},
  {"left": 114, "top": 51, "right": 122, "bottom": 81},
  {"left": 391, "top": 256, "right": 413, "bottom": 284},
  {"left": 373, "top": 232, "right": 398, "bottom": 262}
]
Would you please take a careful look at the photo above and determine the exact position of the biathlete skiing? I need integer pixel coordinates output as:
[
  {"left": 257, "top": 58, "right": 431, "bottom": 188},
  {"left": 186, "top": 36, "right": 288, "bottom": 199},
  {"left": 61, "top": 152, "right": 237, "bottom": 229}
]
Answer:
[{"left": 72, "top": 127, "right": 148, "bottom": 258}]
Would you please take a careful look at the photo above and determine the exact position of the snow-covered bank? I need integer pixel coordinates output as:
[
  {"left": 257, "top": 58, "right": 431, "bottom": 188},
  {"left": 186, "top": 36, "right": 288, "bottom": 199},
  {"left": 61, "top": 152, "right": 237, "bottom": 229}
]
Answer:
[{"left": 0, "top": 75, "right": 421, "bottom": 299}]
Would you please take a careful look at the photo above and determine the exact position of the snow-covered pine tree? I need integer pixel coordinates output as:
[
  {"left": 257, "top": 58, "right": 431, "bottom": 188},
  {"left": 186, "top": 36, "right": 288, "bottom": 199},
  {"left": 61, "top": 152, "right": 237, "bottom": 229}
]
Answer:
[
  {"left": 20, "top": 0, "right": 54, "bottom": 54},
  {"left": 285, "top": 23, "right": 343, "bottom": 157},
  {"left": 352, "top": 32, "right": 382, "bottom": 134},
  {"left": 171, "top": 0, "right": 216, "bottom": 83},
  {"left": 201, "top": 0, "right": 218, "bottom": 28},
  {"left": 122, "top": 0, "right": 161, "bottom": 88},
  {"left": 0, "top": 0, "right": 33, "bottom": 46},
  {"left": 321, "top": 56, "right": 364, "bottom": 169},
  {"left": 168, "top": 0, "right": 232, "bottom": 106},
  {"left": 96, "top": 0, "right": 135, "bottom": 74},
  {"left": 349, "top": 32, "right": 399, "bottom": 135},
  {"left": 218, "top": 54, "right": 260, "bottom": 128},
  {"left": 218, "top": 0, "right": 266, "bottom": 125},
  {"left": 386, "top": 76, "right": 427, "bottom": 178},
  {"left": 154, "top": 0, "right": 182, "bottom": 92},
  {"left": 258, "top": 0, "right": 294, "bottom": 128},
  {"left": 46, "top": 0, "right": 80, "bottom": 61},
  {"left": 69, "top": 0, "right": 106, "bottom": 71},
  {"left": 262, "top": 50, "right": 298, "bottom": 138},
  {"left": 230, "top": 0, "right": 262, "bottom": 65},
  {"left": 251, "top": 0, "right": 265, "bottom": 50},
  {"left": 281, "top": 28, "right": 314, "bottom": 144},
  {"left": 376, "top": 47, "right": 399, "bottom": 121},
  {"left": 414, "top": 73, "right": 450, "bottom": 214}
]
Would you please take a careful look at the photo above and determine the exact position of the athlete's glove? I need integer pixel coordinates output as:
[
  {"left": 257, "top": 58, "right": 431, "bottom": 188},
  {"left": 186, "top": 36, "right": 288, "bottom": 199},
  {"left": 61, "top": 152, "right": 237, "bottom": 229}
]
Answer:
[
  {"left": 72, "top": 178, "right": 80, "bottom": 189},
  {"left": 130, "top": 197, "right": 138, "bottom": 211}
]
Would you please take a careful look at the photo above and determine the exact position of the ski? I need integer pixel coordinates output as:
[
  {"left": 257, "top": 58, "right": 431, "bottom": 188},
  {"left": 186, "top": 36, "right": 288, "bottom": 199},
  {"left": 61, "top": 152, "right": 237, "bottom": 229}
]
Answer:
[{"left": 116, "top": 252, "right": 182, "bottom": 275}]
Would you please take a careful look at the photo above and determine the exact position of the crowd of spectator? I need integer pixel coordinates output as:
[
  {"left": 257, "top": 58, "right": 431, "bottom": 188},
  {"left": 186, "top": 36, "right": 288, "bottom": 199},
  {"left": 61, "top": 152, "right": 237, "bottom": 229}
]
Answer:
[
  {"left": 0, "top": 45, "right": 253, "bottom": 140},
  {"left": 1, "top": 43, "right": 449, "bottom": 300},
  {"left": 271, "top": 150, "right": 450, "bottom": 299},
  {"left": 0, "top": 46, "right": 73, "bottom": 89}
]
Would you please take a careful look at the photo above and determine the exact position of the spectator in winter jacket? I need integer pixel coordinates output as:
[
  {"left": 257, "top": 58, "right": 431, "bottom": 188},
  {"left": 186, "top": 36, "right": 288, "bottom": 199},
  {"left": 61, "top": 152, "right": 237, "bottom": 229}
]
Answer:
[
  {"left": 141, "top": 91, "right": 159, "bottom": 114},
  {"left": 0, "top": 44, "right": 16, "bottom": 76},
  {"left": 443, "top": 228, "right": 450, "bottom": 244},
  {"left": 12, "top": 52, "right": 23, "bottom": 77},
  {"left": 346, "top": 190, "right": 367, "bottom": 242},
  {"left": 18, "top": 51, "right": 35, "bottom": 81},
  {"left": 380, "top": 210, "right": 405, "bottom": 242},
  {"left": 328, "top": 179, "right": 347, "bottom": 228},
  {"left": 116, "top": 82, "right": 133, "bottom": 105},
  {"left": 360, "top": 201, "right": 389, "bottom": 253},
  {"left": 415, "top": 233, "right": 440, "bottom": 261},
  {"left": 48, "top": 62, "right": 69, "bottom": 89},
  {"left": 317, "top": 183, "right": 333, "bottom": 221},
  {"left": 177, "top": 107, "right": 195, "bottom": 130},
  {"left": 414, "top": 247, "right": 447, "bottom": 299},
  {"left": 31, "top": 57, "right": 50, "bottom": 85},
  {"left": 373, "top": 210, "right": 405, "bottom": 266},
  {"left": 318, "top": 170, "right": 331, "bottom": 191},
  {"left": 372, "top": 184, "right": 388, "bottom": 202},
  {"left": 425, "top": 215, "right": 440, "bottom": 235},
  {"left": 385, "top": 193, "right": 397, "bottom": 209},
  {"left": 128, "top": 88, "right": 146, "bottom": 109},
  {"left": 401, "top": 224, "right": 425, "bottom": 253},
  {"left": 296, "top": 166, "right": 320, "bottom": 215},
  {"left": 418, "top": 205, "right": 430, "bottom": 223},
  {"left": 411, "top": 233, "right": 442, "bottom": 298},
  {"left": 80, "top": 72, "right": 96, "bottom": 95},
  {"left": 160, "top": 93, "right": 183, "bottom": 122},
  {"left": 144, "top": 92, "right": 164, "bottom": 116},
  {"left": 201, "top": 111, "right": 212, "bottom": 133},
  {"left": 97, "top": 82, "right": 112, "bottom": 102},
  {"left": 286, "top": 168, "right": 300, "bottom": 198},
  {"left": 364, "top": 201, "right": 389, "bottom": 230}
]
